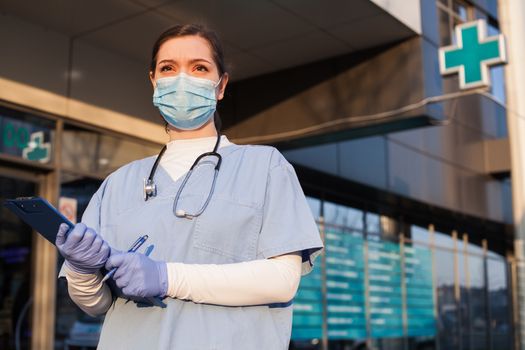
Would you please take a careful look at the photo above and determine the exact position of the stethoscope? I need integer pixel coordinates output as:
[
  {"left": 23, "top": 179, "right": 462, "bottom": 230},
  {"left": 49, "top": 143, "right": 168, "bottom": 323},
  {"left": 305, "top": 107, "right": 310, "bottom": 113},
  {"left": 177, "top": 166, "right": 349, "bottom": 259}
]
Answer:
[{"left": 143, "top": 133, "right": 222, "bottom": 219}]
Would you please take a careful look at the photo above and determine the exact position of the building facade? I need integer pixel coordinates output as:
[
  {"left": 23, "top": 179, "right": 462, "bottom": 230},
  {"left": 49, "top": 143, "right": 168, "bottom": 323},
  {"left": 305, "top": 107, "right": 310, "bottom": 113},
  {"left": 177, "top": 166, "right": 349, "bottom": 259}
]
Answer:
[{"left": 0, "top": 0, "right": 515, "bottom": 349}]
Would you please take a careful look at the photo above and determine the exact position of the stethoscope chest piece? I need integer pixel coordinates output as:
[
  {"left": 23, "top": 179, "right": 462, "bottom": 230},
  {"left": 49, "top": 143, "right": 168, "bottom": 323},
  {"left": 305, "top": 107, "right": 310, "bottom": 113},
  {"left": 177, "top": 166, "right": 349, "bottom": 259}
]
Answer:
[{"left": 143, "top": 178, "right": 157, "bottom": 201}]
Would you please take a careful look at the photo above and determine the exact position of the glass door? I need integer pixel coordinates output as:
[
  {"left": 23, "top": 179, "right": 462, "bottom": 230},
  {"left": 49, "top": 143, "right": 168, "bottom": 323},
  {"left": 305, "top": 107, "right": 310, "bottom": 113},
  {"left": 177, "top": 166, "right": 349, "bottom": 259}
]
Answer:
[{"left": 0, "top": 169, "right": 38, "bottom": 350}]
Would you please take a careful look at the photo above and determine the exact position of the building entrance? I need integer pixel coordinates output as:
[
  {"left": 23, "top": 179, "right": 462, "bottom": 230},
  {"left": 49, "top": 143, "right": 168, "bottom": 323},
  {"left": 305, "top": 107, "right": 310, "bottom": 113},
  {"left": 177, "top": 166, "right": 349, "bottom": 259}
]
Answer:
[{"left": 0, "top": 169, "right": 38, "bottom": 350}]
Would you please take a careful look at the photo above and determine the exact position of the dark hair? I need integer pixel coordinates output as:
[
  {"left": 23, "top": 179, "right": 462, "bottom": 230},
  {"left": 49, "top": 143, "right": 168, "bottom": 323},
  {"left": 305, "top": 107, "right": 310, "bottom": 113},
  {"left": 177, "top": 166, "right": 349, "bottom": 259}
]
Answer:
[
  {"left": 151, "top": 24, "right": 226, "bottom": 132},
  {"left": 150, "top": 24, "right": 227, "bottom": 76}
]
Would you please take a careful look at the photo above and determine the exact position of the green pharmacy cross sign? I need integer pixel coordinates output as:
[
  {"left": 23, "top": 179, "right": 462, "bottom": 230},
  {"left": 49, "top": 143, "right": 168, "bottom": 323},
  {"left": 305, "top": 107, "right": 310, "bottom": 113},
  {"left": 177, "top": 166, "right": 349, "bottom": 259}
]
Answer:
[
  {"left": 439, "top": 19, "right": 506, "bottom": 89},
  {"left": 22, "top": 131, "right": 51, "bottom": 163}
]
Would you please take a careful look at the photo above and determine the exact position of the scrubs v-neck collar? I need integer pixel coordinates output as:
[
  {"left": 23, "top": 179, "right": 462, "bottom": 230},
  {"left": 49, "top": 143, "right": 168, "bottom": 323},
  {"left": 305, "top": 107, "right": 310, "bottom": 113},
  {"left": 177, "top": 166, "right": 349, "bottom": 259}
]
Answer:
[{"left": 151, "top": 143, "right": 241, "bottom": 199}]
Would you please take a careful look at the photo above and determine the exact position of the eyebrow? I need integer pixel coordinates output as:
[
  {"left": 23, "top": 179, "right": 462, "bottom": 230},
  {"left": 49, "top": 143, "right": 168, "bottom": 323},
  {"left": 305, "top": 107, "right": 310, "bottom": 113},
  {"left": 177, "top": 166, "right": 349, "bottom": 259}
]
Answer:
[{"left": 157, "top": 58, "right": 213, "bottom": 65}]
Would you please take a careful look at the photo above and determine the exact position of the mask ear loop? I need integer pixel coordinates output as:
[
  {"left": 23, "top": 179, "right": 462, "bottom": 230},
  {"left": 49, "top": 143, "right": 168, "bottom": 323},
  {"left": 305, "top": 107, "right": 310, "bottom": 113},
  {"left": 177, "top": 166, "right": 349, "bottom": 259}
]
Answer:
[{"left": 214, "top": 75, "right": 223, "bottom": 88}]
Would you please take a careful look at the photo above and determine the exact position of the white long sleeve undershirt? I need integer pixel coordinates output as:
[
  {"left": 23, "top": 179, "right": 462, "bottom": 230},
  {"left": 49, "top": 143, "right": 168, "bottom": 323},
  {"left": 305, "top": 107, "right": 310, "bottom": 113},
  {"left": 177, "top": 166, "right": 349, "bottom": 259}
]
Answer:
[
  {"left": 166, "top": 254, "right": 302, "bottom": 306},
  {"left": 159, "top": 135, "right": 232, "bottom": 181},
  {"left": 65, "top": 135, "right": 302, "bottom": 316},
  {"left": 64, "top": 266, "right": 112, "bottom": 317}
]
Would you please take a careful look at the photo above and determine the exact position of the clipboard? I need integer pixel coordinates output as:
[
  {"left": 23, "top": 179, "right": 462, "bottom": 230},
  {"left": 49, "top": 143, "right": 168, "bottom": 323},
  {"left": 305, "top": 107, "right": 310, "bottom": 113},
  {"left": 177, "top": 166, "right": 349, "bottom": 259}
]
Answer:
[
  {"left": 4, "top": 197, "right": 167, "bottom": 308},
  {"left": 3, "top": 196, "right": 74, "bottom": 245}
]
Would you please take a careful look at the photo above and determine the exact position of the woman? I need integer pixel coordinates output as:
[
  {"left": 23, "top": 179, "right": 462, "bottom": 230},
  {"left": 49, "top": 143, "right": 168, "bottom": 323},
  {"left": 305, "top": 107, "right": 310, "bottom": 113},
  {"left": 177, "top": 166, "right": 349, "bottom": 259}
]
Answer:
[{"left": 56, "top": 24, "right": 323, "bottom": 349}]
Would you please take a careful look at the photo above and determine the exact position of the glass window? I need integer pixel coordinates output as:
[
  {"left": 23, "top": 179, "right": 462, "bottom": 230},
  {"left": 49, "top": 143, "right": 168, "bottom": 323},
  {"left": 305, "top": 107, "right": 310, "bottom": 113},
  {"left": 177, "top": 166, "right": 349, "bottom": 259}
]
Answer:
[
  {"left": 293, "top": 194, "right": 510, "bottom": 349},
  {"left": 451, "top": 17, "right": 465, "bottom": 45},
  {"left": 438, "top": 8, "right": 453, "bottom": 46},
  {"left": 404, "top": 241, "right": 436, "bottom": 348},
  {"left": 452, "top": 0, "right": 469, "bottom": 21},
  {"left": 0, "top": 175, "right": 36, "bottom": 350},
  {"left": 54, "top": 174, "right": 103, "bottom": 350},
  {"left": 323, "top": 202, "right": 364, "bottom": 231},
  {"left": 474, "top": 8, "right": 488, "bottom": 22},
  {"left": 367, "top": 236, "right": 404, "bottom": 340},
  {"left": 487, "top": 23, "right": 506, "bottom": 104},
  {"left": 467, "top": 254, "right": 487, "bottom": 347},
  {"left": 468, "top": 242, "right": 484, "bottom": 255},
  {"left": 433, "top": 231, "right": 455, "bottom": 249},
  {"left": 0, "top": 106, "right": 55, "bottom": 165},
  {"left": 487, "top": 257, "right": 511, "bottom": 349},
  {"left": 365, "top": 212, "right": 380, "bottom": 234},
  {"left": 457, "top": 238, "right": 469, "bottom": 347},
  {"left": 61, "top": 123, "right": 159, "bottom": 176},
  {"left": 306, "top": 196, "right": 321, "bottom": 221},
  {"left": 434, "top": 235, "right": 459, "bottom": 349},
  {"left": 411, "top": 225, "right": 430, "bottom": 244}
]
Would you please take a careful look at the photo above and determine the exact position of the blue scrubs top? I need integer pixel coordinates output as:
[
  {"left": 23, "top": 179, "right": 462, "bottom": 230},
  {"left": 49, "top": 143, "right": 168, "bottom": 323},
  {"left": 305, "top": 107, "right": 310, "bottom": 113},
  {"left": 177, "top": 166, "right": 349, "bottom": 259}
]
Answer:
[{"left": 76, "top": 144, "right": 323, "bottom": 349}]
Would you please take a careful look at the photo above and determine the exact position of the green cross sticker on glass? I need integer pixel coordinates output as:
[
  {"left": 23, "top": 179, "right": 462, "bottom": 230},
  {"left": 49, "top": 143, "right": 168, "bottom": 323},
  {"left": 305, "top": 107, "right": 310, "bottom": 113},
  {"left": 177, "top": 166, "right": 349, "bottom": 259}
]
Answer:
[
  {"left": 22, "top": 131, "right": 51, "bottom": 163},
  {"left": 439, "top": 19, "right": 506, "bottom": 90}
]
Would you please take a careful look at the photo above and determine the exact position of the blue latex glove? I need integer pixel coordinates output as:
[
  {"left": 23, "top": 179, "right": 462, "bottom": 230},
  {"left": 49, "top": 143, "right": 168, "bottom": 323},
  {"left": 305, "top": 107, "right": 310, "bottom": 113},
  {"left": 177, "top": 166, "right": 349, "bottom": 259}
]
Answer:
[
  {"left": 105, "top": 252, "right": 168, "bottom": 298},
  {"left": 56, "top": 223, "right": 111, "bottom": 274}
]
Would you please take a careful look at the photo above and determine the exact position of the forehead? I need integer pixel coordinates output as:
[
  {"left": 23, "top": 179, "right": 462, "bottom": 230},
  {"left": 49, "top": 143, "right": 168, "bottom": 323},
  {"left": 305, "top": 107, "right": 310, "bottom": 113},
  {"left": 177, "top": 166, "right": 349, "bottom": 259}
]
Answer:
[{"left": 157, "top": 35, "right": 214, "bottom": 62}]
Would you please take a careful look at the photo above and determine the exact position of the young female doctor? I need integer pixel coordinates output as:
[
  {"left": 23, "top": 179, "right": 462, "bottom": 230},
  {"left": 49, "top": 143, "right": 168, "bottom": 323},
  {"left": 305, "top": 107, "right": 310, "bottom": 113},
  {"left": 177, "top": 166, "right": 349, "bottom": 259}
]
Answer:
[{"left": 56, "top": 24, "right": 323, "bottom": 350}]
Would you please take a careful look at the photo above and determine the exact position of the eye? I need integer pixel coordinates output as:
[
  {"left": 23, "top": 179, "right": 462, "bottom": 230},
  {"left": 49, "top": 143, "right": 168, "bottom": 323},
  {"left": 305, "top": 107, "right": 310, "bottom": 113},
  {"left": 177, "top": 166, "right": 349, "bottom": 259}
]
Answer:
[
  {"left": 194, "top": 65, "right": 209, "bottom": 72},
  {"left": 159, "top": 65, "right": 172, "bottom": 72}
]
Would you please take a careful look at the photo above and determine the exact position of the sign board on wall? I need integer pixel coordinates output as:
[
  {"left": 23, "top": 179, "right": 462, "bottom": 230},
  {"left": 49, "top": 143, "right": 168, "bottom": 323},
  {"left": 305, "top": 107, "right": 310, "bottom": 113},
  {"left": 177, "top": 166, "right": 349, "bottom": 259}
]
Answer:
[{"left": 439, "top": 19, "right": 506, "bottom": 90}]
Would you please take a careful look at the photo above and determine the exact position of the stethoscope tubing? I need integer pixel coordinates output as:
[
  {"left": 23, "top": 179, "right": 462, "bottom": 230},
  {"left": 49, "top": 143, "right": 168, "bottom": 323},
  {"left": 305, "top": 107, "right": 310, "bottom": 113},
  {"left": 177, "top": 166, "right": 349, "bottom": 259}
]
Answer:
[{"left": 144, "top": 133, "right": 222, "bottom": 220}]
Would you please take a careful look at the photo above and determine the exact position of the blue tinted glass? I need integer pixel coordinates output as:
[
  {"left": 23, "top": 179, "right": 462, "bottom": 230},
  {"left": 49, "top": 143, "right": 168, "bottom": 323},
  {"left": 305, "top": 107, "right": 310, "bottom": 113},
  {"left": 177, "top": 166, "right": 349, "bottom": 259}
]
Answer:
[
  {"left": 324, "top": 202, "right": 364, "bottom": 231},
  {"left": 411, "top": 225, "right": 430, "bottom": 243},
  {"left": 305, "top": 196, "right": 321, "bottom": 220},
  {"left": 434, "top": 231, "right": 455, "bottom": 249},
  {"left": 366, "top": 213, "right": 380, "bottom": 234},
  {"left": 487, "top": 257, "right": 511, "bottom": 342},
  {"left": 487, "top": 24, "right": 506, "bottom": 103}
]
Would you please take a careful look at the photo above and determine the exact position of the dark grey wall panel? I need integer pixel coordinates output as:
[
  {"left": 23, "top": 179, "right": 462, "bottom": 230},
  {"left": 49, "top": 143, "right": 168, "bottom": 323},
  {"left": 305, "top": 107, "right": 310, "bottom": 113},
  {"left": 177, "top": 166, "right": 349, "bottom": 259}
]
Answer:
[
  {"left": 283, "top": 143, "right": 339, "bottom": 176},
  {"left": 387, "top": 139, "right": 462, "bottom": 212},
  {"left": 338, "top": 136, "right": 388, "bottom": 190},
  {"left": 283, "top": 136, "right": 389, "bottom": 190}
]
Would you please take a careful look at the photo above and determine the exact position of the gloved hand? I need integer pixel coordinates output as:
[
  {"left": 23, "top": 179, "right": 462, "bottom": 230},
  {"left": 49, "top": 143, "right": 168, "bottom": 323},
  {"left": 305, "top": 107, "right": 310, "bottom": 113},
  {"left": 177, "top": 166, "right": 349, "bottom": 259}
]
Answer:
[
  {"left": 56, "top": 223, "right": 111, "bottom": 274},
  {"left": 105, "top": 252, "right": 168, "bottom": 298}
]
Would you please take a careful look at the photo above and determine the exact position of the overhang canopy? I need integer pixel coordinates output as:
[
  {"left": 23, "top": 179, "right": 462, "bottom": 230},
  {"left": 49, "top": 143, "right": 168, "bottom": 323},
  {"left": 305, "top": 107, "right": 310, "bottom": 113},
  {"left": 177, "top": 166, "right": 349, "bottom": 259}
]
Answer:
[{"left": 2, "top": 0, "right": 418, "bottom": 81}]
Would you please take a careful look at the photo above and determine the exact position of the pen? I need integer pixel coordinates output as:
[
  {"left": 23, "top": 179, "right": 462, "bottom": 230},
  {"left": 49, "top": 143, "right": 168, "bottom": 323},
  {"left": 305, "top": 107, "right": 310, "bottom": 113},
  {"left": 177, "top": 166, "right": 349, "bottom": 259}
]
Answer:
[{"left": 101, "top": 234, "right": 149, "bottom": 283}]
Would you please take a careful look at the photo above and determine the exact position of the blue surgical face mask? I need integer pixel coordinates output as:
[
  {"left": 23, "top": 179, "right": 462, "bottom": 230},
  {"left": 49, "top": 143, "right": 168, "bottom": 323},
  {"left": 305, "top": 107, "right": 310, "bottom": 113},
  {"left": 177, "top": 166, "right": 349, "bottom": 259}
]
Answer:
[{"left": 152, "top": 73, "right": 222, "bottom": 130}]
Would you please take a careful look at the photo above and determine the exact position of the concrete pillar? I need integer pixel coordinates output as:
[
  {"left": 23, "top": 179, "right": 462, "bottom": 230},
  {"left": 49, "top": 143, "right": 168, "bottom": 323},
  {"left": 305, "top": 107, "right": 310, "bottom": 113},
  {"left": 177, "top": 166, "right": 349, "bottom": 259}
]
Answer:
[{"left": 499, "top": 0, "right": 525, "bottom": 348}]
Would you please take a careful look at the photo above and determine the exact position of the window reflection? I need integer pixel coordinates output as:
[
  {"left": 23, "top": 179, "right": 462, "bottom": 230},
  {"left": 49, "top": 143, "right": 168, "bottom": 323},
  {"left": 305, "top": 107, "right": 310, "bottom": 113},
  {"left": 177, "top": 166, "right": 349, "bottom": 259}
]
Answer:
[
  {"left": 488, "top": 257, "right": 511, "bottom": 349},
  {"left": 365, "top": 213, "right": 380, "bottom": 234},
  {"left": 452, "top": 1, "right": 469, "bottom": 21},
  {"left": 487, "top": 23, "right": 506, "bottom": 104},
  {"left": 410, "top": 225, "right": 430, "bottom": 244},
  {"left": 0, "top": 176, "right": 36, "bottom": 350},
  {"left": 323, "top": 202, "right": 364, "bottom": 231},
  {"left": 54, "top": 174, "right": 103, "bottom": 350},
  {"left": 291, "top": 188, "right": 512, "bottom": 350},
  {"left": 61, "top": 124, "right": 159, "bottom": 176},
  {"left": 468, "top": 254, "right": 487, "bottom": 346},
  {"left": 435, "top": 247, "right": 459, "bottom": 349},
  {"left": 438, "top": 6, "right": 453, "bottom": 46},
  {"left": 305, "top": 196, "right": 321, "bottom": 221}
]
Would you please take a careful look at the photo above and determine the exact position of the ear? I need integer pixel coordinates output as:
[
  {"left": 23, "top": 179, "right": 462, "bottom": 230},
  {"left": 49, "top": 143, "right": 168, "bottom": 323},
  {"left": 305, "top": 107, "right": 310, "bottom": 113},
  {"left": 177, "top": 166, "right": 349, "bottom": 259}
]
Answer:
[
  {"left": 149, "top": 71, "right": 156, "bottom": 89},
  {"left": 216, "top": 73, "right": 229, "bottom": 101}
]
